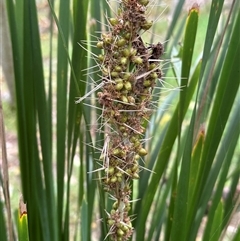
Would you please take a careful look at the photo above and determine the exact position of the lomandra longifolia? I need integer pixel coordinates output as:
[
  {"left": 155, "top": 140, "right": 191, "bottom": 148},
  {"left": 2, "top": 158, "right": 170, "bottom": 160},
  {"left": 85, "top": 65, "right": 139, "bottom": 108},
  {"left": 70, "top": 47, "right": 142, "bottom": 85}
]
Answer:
[{"left": 78, "top": 0, "right": 164, "bottom": 240}]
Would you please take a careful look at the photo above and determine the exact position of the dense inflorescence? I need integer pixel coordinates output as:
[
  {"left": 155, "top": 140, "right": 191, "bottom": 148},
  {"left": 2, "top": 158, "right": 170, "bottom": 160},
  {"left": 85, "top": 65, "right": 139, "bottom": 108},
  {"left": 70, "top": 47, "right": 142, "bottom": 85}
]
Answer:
[{"left": 96, "top": 0, "right": 164, "bottom": 240}]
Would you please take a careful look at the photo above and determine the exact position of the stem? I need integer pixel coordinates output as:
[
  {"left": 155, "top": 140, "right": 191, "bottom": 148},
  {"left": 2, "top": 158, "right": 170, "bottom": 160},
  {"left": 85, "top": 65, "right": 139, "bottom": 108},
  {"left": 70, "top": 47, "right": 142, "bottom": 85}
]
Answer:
[{"left": 96, "top": 1, "right": 164, "bottom": 240}]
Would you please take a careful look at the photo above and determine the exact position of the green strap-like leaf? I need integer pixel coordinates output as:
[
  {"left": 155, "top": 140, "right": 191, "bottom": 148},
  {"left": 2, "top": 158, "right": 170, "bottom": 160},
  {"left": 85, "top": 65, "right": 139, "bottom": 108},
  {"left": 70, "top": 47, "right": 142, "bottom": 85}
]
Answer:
[{"left": 18, "top": 213, "right": 29, "bottom": 241}]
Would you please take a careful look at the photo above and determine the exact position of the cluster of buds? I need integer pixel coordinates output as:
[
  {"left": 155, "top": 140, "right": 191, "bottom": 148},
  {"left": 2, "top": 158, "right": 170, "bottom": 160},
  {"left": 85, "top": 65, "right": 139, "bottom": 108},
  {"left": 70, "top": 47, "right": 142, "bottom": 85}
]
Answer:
[{"left": 96, "top": 0, "right": 163, "bottom": 240}]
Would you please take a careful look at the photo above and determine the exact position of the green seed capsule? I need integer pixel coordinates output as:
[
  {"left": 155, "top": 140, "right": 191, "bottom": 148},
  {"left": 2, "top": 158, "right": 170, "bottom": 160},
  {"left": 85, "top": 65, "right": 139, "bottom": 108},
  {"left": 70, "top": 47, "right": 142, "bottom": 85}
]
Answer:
[
  {"left": 98, "top": 54, "right": 104, "bottom": 62},
  {"left": 107, "top": 166, "right": 115, "bottom": 175},
  {"left": 149, "top": 63, "right": 157, "bottom": 70},
  {"left": 134, "top": 140, "right": 141, "bottom": 148},
  {"left": 120, "top": 114, "right": 128, "bottom": 122},
  {"left": 143, "top": 89, "right": 150, "bottom": 94},
  {"left": 127, "top": 221, "right": 132, "bottom": 228},
  {"left": 116, "top": 172, "right": 122, "bottom": 177},
  {"left": 124, "top": 21, "right": 130, "bottom": 28},
  {"left": 150, "top": 72, "right": 158, "bottom": 79},
  {"left": 109, "top": 18, "right": 118, "bottom": 26},
  {"left": 140, "top": 95, "right": 148, "bottom": 101},
  {"left": 120, "top": 57, "right": 128, "bottom": 65},
  {"left": 139, "top": 0, "right": 149, "bottom": 6},
  {"left": 108, "top": 219, "right": 115, "bottom": 226},
  {"left": 131, "top": 164, "right": 139, "bottom": 172},
  {"left": 133, "top": 173, "right": 140, "bottom": 179},
  {"left": 102, "top": 67, "right": 108, "bottom": 76},
  {"left": 111, "top": 71, "right": 119, "bottom": 77},
  {"left": 121, "top": 95, "right": 128, "bottom": 103},
  {"left": 117, "top": 176, "right": 122, "bottom": 182},
  {"left": 132, "top": 56, "right": 143, "bottom": 65},
  {"left": 124, "top": 81, "right": 132, "bottom": 91},
  {"left": 118, "top": 8, "right": 122, "bottom": 15},
  {"left": 120, "top": 150, "right": 126, "bottom": 157},
  {"left": 102, "top": 33, "right": 108, "bottom": 38},
  {"left": 124, "top": 32, "right": 131, "bottom": 40},
  {"left": 126, "top": 169, "right": 132, "bottom": 175},
  {"left": 111, "top": 176, "right": 117, "bottom": 183},
  {"left": 111, "top": 209, "right": 116, "bottom": 215},
  {"left": 134, "top": 154, "right": 140, "bottom": 160},
  {"left": 115, "top": 78, "right": 123, "bottom": 83},
  {"left": 138, "top": 148, "right": 148, "bottom": 156},
  {"left": 141, "top": 21, "right": 153, "bottom": 30},
  {"left": 130, "top": 136, "right": 137, "bottom": 143},
  {"left": 113, "top": 149, "right": 120, "bottom": 156},
  {"left": 128, "top": 96, "right": 135, "bottom": 104},
  {"left": 134, "top": 160, "right": 139, "bottom": 165},
  {"left": 123, "top": 72, "right": 131, "bottom": 80},
  {"left": 117, "top": 38, "right": 127, "bottom": 47},
  {"left": 119, "top": 114, "right": 128, "bottom": 122},
  {"left": 119, "top": 126, "right": 126, "bottom": 132},
  {"left": 122, "top": 48, "right": 130, "bottom": 57},
  {"left": 143, "top": 80, "right": 152, "bottom": 87},
  {"left": 116, "top": 222, "right": 121, "bottom": 228},
  {"left": 115, "top": 82, "right": 124, "bottom": 90},
  {"left": 113, "top": 201, "right": 118, "bottom": 209},
  {"left": 124, "top": 205, "right": 131, "bottom": 212},
  {"left": 115, "top": 66, "right": 122, "bottom": 72},
  {"left": 117, "top": 228, "right": 124, "bottom": 236},
  {"left": 105, "top": 178, "right": 110, "bottom": 184},
  {"left": 122, "top": 224, "right": 129, "bottom": 232},
  {"left": 130, "top": 48, "right": 137, "bottom": 56},
  {"left": 121, "top": 89, "right": 128, "bottom": 95},
  {"left": 103, "top": 37, "right": 112, "bottom": 44},
  {"left": 114, "top": 52, "right": 120, "bottom": 58},
  {"left": 96, "top": 41, "right": 104, "bottom": 49}
]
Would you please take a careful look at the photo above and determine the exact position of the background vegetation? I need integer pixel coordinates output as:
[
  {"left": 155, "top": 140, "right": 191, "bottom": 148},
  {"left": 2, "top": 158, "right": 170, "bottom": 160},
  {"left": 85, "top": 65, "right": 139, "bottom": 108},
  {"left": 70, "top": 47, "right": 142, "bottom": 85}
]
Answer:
[{"left": 1, "top": 0, "right": 239, "bottom": 240}]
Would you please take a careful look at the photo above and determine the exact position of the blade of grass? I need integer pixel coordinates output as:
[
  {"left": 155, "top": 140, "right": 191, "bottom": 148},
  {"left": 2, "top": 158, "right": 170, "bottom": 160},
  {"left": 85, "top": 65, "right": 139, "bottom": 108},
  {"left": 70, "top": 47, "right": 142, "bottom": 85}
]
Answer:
[
  {"left": 179, "top": 4, "right": 199, "bottom": 125},
  {"left": 209, "top": 200, "right": 223, "bottom": 241},
  {"left": 80, "top": 198, "right": 89, "bottom": 241},
  {"left": 199, "top": 0, "right": 225, "bottom": 81},
  {"left": 202, "top": 107, "right": 240, "bottom": 241},
  {"left": 0, "top": 91, "right": 14, "bottom": 240},
  {"left": 222, "top": 169, "right": 240, "bottom": 235},
  {"left": 164, "top": 0, "right": 185, "bottom": 50},
  {"left": 55, "top": 0, "right": 70, "bottom": 239},
  {"left": 232, "top": 227, "right": 240, "bottom": 241},
  {"left": 189, "top": 8, "right": 240, "bottom": 239},
  {"left": 146, "top": 165, "right": 174, "bottom": 241},
  {"left": 69, "top": 0, "right": 92, "bottom": 239},
  {"left": 6, "top": 0, "right": 26, "bottom": 198},
  {"left": 170, "top": 7, "right": 199, "bottom": 238},
  {"left": 170, "top": 110, "right": 196, "bottom": 241},
  {"left": 0, "top": 192, "right": 8, "bottom": 241},
  {"left": 21, "top": 1, "right": 55, "bottom": 240},
  {"left": 47, "top": 0, "right": 54, "bottom": 155},
  {"left": 198, "top": 5, "right": 240, "bottom": 210},
  {"left": 18, "top": 197, "right": 29, "bottom": 241},
  {"left": 195, "top": 0, "right": 236, "bottom": 136}
]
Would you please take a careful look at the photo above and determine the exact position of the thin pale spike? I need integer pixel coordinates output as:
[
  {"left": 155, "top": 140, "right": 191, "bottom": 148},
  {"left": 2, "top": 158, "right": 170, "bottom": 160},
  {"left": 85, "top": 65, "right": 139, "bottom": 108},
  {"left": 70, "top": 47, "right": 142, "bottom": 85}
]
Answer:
[
  {"left": 123, "top": 123, "right": 144, "bottom": 135},
  {"left": 139, "top": 165, "right": 156, "bottom": 174},
  {"left": 77, "top": 42, "right": 99, "bottom": 58},
  {"left": 75, "top": 82, "right": 104, "bottom": 103}
]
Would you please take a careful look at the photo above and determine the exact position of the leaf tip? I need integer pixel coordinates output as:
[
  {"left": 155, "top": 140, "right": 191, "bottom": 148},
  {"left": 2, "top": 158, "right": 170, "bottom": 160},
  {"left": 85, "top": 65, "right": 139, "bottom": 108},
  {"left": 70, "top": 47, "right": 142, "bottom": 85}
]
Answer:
[
  {"left": 19, "top": 195, "right": 27, "bottom": 219},
  {"left": 188, "top": 3, "right": 200, "bottom": 15}
]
